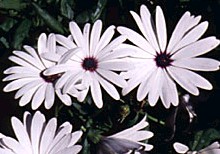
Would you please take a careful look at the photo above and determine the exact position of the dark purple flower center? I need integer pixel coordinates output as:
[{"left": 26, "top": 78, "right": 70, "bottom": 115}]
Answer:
[
  {"left": 40, "top": 71, "right": 62, "bottom": 83},
  {"left": 82, "top": 57, "right": 98, "bottom": 72},
  {"left": 155, "top": 52, "right": 173, "bottom": 68}
]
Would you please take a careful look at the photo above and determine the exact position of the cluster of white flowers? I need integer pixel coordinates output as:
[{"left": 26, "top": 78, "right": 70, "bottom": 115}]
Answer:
[{"left": 1, "top": 4, "right": 220, "bottom": 154}]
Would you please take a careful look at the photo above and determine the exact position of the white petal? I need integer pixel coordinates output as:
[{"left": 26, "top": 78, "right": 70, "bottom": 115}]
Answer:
[
  {"left": 155, "top": 6, "right": 167, "bottom": 52},
  {"left": 167, "top": 66, "right": 200, "bottom": 95},
  {"left": 11, "top": 117, "right": 32, "bottom": 152},
  {"left": 2, "top": 137, "right": 27, "bottom": 153},
  {"left": 201, "top": 141, "right": 220, "bottom": 151},
  {"left": 123, "top": 131, "right": 153, "bottom": 142},
  {"left": 172, "top": 57, "right": 220, "bottom": 71},
  {"left": 31, "top": 84, "right": 47, "bottom": 110},
  {"left": 48, "top": 122, "right": 72, "bottom": 151},
  {"left": 4, "top": 66, "right": 39, "bottom": 75},
  {"left": 94, "top": 72, "right": 120, "bottom": 100},
  {"left": 40, "top": 118, "right": 57, "bottom": 154},
  {"left": 41, "top": 52, "right": 61, "bottom": 62},
  {"left": 54, "top": 145, "right": 82, "bottom": 154},
  {"left": 56, "top": 34, "right": 77, "bottom": 49},
  {"left": 160, "top": 70, "right": 179, "bottom": 108},
  {"left": 99, "top": 46, "right": 135, "bottom": 61},
  {"left": 90, "top": 73, "right": 103, "bottom": 108},
  {"left": 109, "top": 116, "right": 154, "bottom": 152},
  {"left": 99, "top": 59, "right": 133, "bottom": 71},
  {"left": 173, "top": 66, "right": 212, "bottom": 90},
  {"left": 23, "top": 111, "right": 32, "bottom": 135},
  {"left": 97, "top": 35, "right": 127, "bottom": 58},
  {"left": 3, "top": 73, "right": 38, "bottom": 82},
  {"left": 56, "top": 90, "right": 72, "bottom": 106},
  {"left": 130, "top": 10, "right": 149, "bottom": 45},
  {"left": 140, "top": 5, "right": 160, "bottom": 52},
  {"left": 12, "top": 50, "right": 45, "bottom": 70},
  {"left": 31, "top": 111, "right": 46, "bottom": 154},
  {"left": 122, "top": 61, "right": 155, "bottom": 95},
  {"left": 83, "top": 23, "right": 91, "bottom": 56},
  {"left": 173, "top": 142, "right": 189, "bottom": 153},
  {"left": 167, "top": 13, "right": 202, "bottom": 54},
  {"left": 136, "top": 67, "right": 156, "bottom": 101},
  {"left": 9, "top": 56, "right": 36, "bottom": 68},
  {"left": 77, "top": 87, "right": 89, "bottom": 102},
  {"left": 0, "top": 148, "right": 14, "bottom": 154},
  {"left": 55, "top": 71, "right": 74, "bottom": 89},
  {"left": 43, "top": 64, "right": 77, "bottom": 76},
  {"left": 69, "top": 22, "right": 84, "bottom": 47},
  {"left": 38, "top": 33, "right": 47, "bottom": 55},
  {"left": 23, "top": 45, "right": 42, "bottom": 62},
  {"left": 58, "top": 48, "right": 82, "bottom": 64},
  {"left": 97, "top": 68, "right": 127, "bottom": 88},
  {"left": 166, "top": 11, "right": 191, "bottom": 53},
  {"left": 62, "top": 71, "right": 83, "bottom": 93},
  {"left": 95, "top": 25, "right": 115, "bottom": 53},
  {"left": 15, "top": 79, "right": 43, "bottom": 99},
  {"left": 18, "top": 84, "right": 41, "bottom": 107},
  {"left": 117, "top": 27, "right": 155, "bottom": 55},
  {"left": 172, "top": 37, "right": 220, "bottom": 59},
  {"left": 90, "top": 20, "right": 102, "bottom": 56},
  {"left": 171, "top": 21, "right": 208, "bottom": 54},
  {"left": 147, "top": 68, "right": 163, "bottom": 107},
  {"left": 48, "top": 134, "right": 71, "bottom": 153},
  {"left": 48, "top": 33, "right": 56, "bottom": 53},
  {"left": 3, "top": 78, "right": 35, "bottom": 92},
  {"left": 68, "top": 131, "right": 83, "bottom": 146},
  {"left": 45, "top": 83, "right": 55, "bottom": 109}
]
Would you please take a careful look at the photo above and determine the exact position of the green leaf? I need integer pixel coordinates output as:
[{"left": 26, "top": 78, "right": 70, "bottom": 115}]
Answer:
[
  {"left": 75, "top": 10, "right": 90, "bottom": 24},
  {"left": 0, "top": 37, "right": 9, "bottom": 48},
  {"left": 91, "top": 0, "right": 107, "bottom": 22},
  {"left": 12, "top": 19, "right": 31, "bottom": 49},
  {"left": 0, "top": 17, "right": 17, "bottom": 32},
  {"left": 32, "top": 2, "right": 65, "bottom": 34},
  {"left": 0, "top": 0, "right": 27, "bottom": 10},
  {"left": 60, "top": 0, "right": 74, "bottom": 20},
  {"left": 81, "top": 138, "right": 91, "bottom": 154},
  {"left": 190, "top": 128, "right": 220, "bottom": 151}
]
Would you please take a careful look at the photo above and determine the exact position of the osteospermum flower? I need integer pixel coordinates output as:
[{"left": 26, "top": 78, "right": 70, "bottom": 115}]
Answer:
[
  {"left": 173, "top": 142, "right": 220, "bottom": 154},
  {"left": 96, "top": 116, "right": 154, "bottom": 154},
  {"left": 0, "top": 111, "right": 82, "bottom": 154},
  {"left": 118, "top": 5, "right": 220, "bottom": 108},
  {"left": 3, "top": 33, "right": 75, "bottom": 110},
  {"left": 44, "top": 20, "right": 132, "bottom": 108}
]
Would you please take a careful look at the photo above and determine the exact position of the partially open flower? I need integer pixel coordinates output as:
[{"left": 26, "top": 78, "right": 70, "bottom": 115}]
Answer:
[
  {"left": 96, "top": 116, "right": 154, "bottom": 154},
  {"left": 0, "top": 111, "right": 82, "bottom": 154},
  {"left": 3, "top": 33, "right": 76, "bottom": 110}
]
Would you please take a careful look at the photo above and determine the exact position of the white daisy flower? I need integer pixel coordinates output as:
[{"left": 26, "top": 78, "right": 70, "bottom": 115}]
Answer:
[
  {"left": 173, "top": 141, "right": 220, "bottom": 154},
  {"left": 96, "top": 116, "right": 154, "bottom": 154},
  {"left": 118, "top": 5, "right": 220, "bottom": 108},
  {"left": 44, "top": 20, "right": 133, "bottom": 108},
  {"left": 3, "top": 33, "right": 74, "bottom": 110},
  {"left": 0, "top": 111, "right": 83, "bottom": 154}
]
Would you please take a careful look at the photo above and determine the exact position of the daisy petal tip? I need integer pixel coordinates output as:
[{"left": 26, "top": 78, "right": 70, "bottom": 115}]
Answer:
[
  {"left": 96, "top": 103, "right": 103, "bottom": 109},
  {"left": 3, "top": 86, "right": 10, "bottom": 92},
  {"left": 163, "top": 102, "right": 171, "bottom": 109},
  {"left": 156, "top": 5, "right": 162, "bottom": 11},
  {"left": 173, "top": 142, "right": 189, "bottom": 153},
  {"left": 172, "top": 101, "right": 179, "bottom": 107}
]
